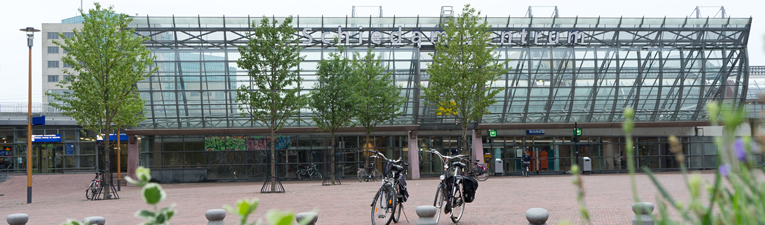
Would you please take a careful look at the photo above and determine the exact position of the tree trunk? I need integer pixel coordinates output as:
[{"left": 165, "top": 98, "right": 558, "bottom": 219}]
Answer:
[
  {"left": 462, "top": 122, "right": 470, "bottom": 162},
  {"left": 103, "top": 128, "right": 112, "bottom": 199},
  {"left": 330, "top": 132, "right": 336, "bottom": 185},
  {"left": 363, "top": 130, "right": 371, "bottom": 170},
  {"left": 270, "top": 129, "right": 276, "bottom": 191}
]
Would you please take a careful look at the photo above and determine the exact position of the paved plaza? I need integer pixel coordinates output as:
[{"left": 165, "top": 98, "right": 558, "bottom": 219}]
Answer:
[{"left": 0, "top": 171, "right": 713, "bottom": 224}]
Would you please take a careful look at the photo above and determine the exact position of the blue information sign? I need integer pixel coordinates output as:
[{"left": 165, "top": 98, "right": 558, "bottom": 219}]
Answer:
[
  {"left": 32, "top": 134, "right": 62, "bottom": 142},
  {"left": 65, "top": 144, "right": 74, "bottom": 155},
  {"left": 97, "top": 133, "right": 128, "bottom": 141},
  {"left": 526, "top": 129, "right": 545, "bottom": 135}
]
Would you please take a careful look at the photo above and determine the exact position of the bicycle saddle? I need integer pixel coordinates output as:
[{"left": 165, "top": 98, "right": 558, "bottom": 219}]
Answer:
[{"left": 451, "top": 161, "right": 466, "bottom": 168}]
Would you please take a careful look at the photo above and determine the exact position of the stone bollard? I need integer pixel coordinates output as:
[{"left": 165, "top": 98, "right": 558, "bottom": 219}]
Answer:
[
  {"left": 6, "top": 213, "right": 29, "bottom": 225},
  {"left": 415, "top": 205, "right": 437, "bottom": 225},
  {"left": 205, "top": 209, "right": 227, "bottom": 225},
  {"left": 82, "top": 216, "right": 105, "bottom": 225},
  {"left": 295, "top": 212, "right": 318, "bottom": 225},
  {"left": 525, "top": 208, "right": 549, "bottom": 225},
  {"left": 632, "top": 202, "right": 655, "bottom": 225}
]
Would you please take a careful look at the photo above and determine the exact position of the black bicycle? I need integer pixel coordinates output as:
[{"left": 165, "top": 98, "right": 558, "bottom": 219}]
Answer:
[
  {"left": 369, "top": 151, "right": 408, "bottom": 225},
  {"left": 297, "top": 164, "right": 322, "bottom": 180},
  {"left": 358, "top": 155, "right": 381, "bottom": 182},
  {"left": 85, "top": 169, "right": 105, "bottom": 200},
  {"left": 428, "top": 148, "right": 468, "bottom": 223}
]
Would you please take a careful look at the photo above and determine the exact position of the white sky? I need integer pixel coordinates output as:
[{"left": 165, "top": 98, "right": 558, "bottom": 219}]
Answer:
[{"left": 0, "top": 0, "right": 763, "bottom": 103}]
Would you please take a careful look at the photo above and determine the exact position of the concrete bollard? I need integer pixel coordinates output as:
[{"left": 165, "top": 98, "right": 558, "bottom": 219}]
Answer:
[
  {"left": 205, "top": 209, "right": 226, "bottom": 225},
  {"left": 632, "top": 202, "right": 655, "bottom": 225},
  {"left": 525, "top": 208, "right": 549, "bottom": 225},
  {"left": 6, "top": 213, "right": 29, "bottom": 225},
  {"left": 295, "top": 212, "right": 318, "bottom": 225},
  {"left": 415, "top": 205, "right": 437, "bottom": 225},
  {"left": 82, "top": 216, "right": 105, "bottom": 225}
]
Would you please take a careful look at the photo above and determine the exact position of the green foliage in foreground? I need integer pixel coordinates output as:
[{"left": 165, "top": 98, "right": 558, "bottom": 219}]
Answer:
[
  {"left": 61, "top": 166, "right": 315, "bottom": 225},
  {"left": 568, "top": 103, "right": 764, "bottom": 224}
]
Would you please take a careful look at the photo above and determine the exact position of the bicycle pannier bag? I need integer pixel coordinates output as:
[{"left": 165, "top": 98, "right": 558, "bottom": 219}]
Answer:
[
  {"left": 397, "top": 175, "right": 409, "bottom": 202},
  {"left": 476, "top": 163, "right": 488, "bottom": 175},
  {"left": 462, "top": 176, "right": 479, "bottom": 203}
]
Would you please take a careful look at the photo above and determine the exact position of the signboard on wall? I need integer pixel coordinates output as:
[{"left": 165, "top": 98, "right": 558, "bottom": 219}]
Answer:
[
  {"left": 96, "top": 133, "right": 128, "bottom": 141},
  {"left": 65, "top": 144, "right": 74, "bottom": 155},
  {"left": 526, "top": 129, "right": 545, "bottom": 135},
  {"left": 32, "top": 134, "right": 61, "bottom": 143}
]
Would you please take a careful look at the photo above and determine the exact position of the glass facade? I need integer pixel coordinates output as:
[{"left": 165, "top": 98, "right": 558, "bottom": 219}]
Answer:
[
  {"left": 130, "top": 16, "right": 751, "bottom": 129},
  {"left": 121, "top": 15, "right": 754, "bottom": 179},
  {"left": 0, "top": 126, "right": 126, "bottom": 174}
]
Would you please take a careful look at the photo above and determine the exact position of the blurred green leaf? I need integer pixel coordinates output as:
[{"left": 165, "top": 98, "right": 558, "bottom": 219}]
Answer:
[
  {"left": 142, "top": 183, "right": 166, "bottom": 205},
  {"left": 265, "top": 210, "right": 295, "bottom": 225}
]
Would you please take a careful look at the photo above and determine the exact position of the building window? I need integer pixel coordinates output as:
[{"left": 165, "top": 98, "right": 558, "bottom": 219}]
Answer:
[
  {"left": 47, "top": 32, "right": 59, "bottom": 39},
  {"left": 191, "top": 92, "right": 200, "bottom": 97},
  {"left": 63, "top": 48, "right": 68, "bottom": 54},
  {"left": 47, "top": 61, "right": 59, "bottom": 68},
  {"left": 47, "top": 75, "right": 59, "bottom": 82},
  {"left": 47, "top": 47, "right": 59, "bottom": 54},
  {"left": 63, "top": 63, "right": 72, "bottom": 68},
  {"left": 63, "top": 32, "right": 75, "bottom": 39}
]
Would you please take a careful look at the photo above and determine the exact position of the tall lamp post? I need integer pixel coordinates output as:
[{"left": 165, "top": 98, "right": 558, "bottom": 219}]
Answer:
[{"left": 20, "top": 27, "right": 39, "bottom": 204}]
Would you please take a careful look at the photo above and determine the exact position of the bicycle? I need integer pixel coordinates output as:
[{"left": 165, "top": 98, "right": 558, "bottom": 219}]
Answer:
[
  {"left": 368, "top": 150, "right": 408, "bottom": 225},
  {"left": 85, "top": 169, "right": 105, "bottom": 200},
  {"left": 428, "top": 148, "right": 468, "bottom": 223},
  {"left": 462, "top": 159, "right": 490, "bottom": 181},
  {"left": 358, "top": 155, "right": 381, "bottom": 182},
  {"left": 297, "top": 164, "right": 323, "bottom": 180},
  {"left": 522, "top": 161, "right": 530, "bottom": 177}
]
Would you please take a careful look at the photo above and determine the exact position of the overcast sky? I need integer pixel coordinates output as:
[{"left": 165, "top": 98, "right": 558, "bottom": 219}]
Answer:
[{"left": 1, "top": 0, "right": 762, "bottom": 103}]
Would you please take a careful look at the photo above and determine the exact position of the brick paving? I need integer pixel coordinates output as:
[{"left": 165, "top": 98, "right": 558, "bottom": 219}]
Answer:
[{"left": 0, "top": 171, "right": 715, "bottom": 224}]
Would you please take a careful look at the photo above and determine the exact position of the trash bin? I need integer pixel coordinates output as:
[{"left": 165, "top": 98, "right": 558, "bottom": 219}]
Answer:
[
  {"left": 494, "top": 158, "right": 504, "bottom": 175},
  {"left": 582, "top": 157, "right": 592, "bottom": 174}
]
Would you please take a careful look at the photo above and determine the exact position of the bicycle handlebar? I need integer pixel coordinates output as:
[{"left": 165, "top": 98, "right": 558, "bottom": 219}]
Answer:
[
  {"left": 427, "top": 148, "right": 468, "bottom": 162},
  {"left": 366, "top": 150, "right": 402, "bottom": 164}
]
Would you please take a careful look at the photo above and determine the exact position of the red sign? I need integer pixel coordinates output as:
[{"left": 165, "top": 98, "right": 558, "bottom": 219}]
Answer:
[{"left": 2, "top": 146, "right": 9, "bottom": 151}]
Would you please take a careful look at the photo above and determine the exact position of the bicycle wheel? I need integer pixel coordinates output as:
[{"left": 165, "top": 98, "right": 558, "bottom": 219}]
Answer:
[
  {"left": 85, "top": 183, "right": 95, "bottom": 200},
  {"left": 297, "top": 170, "right": 309, "bottom": 180},
  {"left": 371, "top": 186, "right": 397, "bottom": 225},
  {"left": 450, "top": 185, "right": 465, "bottom": 223},
  {"left": 313, "top": 171, "right": 323, "bottom": 180},
  {"left": 393, "top": 201, "right": 403, "bottom": 223},
  {"left": 357, "top": 169, "right": 365, "bottom": 182},
  {"left": 373, "top": 168, "right": 382, "bottom": 181},
  {"left": 432, "top": 184, "right": 445, "bottom": 223},
  {"left": 475, "top": 168, "right": 489, "bottom": 181}
]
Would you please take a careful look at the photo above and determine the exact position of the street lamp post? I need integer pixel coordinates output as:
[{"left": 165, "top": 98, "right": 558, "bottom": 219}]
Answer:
[{"left": 20, "top": 27, "right": 40, "bottom": 204}]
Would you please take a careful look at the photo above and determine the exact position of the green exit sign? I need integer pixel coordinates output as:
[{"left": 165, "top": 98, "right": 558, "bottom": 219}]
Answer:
[
  {"left": 489, "top": 129, "right": 497, "bottom": 137},
  {"left": 575, "top": 128, "right": 582, "bottom": 136}
]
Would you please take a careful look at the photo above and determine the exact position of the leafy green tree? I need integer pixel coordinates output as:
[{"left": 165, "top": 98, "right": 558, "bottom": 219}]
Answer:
[
  {"left": 48, "top": 2, "right": 156, "bottom": 199},
  {"left": 310, "top": 46, "right": 358, "bottom": 185},
  {"left": 236, "top": 16, "right": 307, "bottom": 190},
  {"left": 421, "top": 4, "right": 508, "bottom": 159},
  {"left": 351, "top": 49, "right": 405, "bottom": 166}
]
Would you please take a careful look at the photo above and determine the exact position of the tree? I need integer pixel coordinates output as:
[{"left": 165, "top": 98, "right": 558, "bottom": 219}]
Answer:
[
  {"left": 421, "top": 4, "right": 508, "bottom": 159},
  {"left": 351, "top": 49, "right": 405, "bottom": 167},
  {"left": 310, "top": 46, "right": 358, "bottom": 185},
  {"left": 236, "top": 16, "right": 307, "bottom": 191},
  {"left": 48, "top": 3, "right": 156, "bottom": 199}
]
